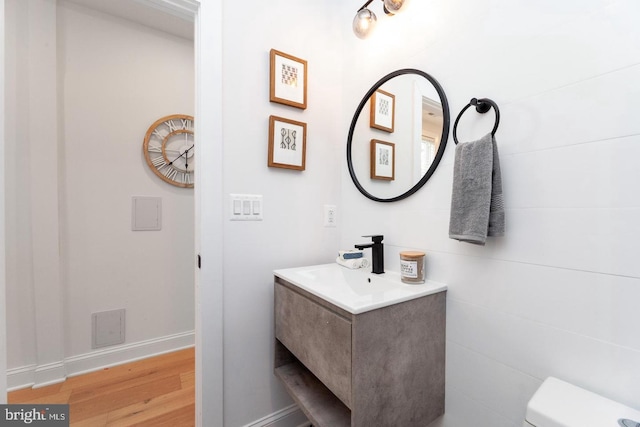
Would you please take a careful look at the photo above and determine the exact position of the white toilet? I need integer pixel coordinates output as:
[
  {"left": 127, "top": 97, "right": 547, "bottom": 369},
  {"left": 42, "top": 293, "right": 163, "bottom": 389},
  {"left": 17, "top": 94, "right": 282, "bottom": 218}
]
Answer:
[{"left": 524, "top": 377, "right": 640, "bottom": 427}]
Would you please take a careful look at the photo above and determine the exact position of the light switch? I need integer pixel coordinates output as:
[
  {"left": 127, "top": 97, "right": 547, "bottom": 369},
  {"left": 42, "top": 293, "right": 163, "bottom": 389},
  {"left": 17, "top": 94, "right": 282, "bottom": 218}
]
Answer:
[
  {"left": 252, "top": 200, "right": 261, "bottom": 215},
  {"left": 230, "top": 194, "right": 263, "bottom": 221},
  {"left": 233, "top": 199, "right": 242, "bottom": 215}
]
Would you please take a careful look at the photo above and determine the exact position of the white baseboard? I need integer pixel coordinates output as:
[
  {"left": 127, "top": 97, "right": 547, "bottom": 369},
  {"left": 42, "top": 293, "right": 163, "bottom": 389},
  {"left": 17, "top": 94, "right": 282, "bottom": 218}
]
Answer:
[
  {"left": 242, "top": 404, "right": 309, "bottom": 427},
  {"left": 33, "top": 361, "right": 67, "bottom": 389},
  {"left": 7, "top": 365, "right": 37, "bottom": 392},
  {"left": 7, "top": 330, "right": 195, "bottom": 391},
  {"left": 65, "top": 330, "right": 195, "bottom": 378}
]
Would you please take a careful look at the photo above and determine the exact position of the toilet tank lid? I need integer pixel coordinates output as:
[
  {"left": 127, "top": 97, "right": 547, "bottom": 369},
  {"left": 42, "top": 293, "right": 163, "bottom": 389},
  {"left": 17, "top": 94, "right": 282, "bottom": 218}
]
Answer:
[{"left": 526, "top": 377, "right": 640, "bottom": 427}]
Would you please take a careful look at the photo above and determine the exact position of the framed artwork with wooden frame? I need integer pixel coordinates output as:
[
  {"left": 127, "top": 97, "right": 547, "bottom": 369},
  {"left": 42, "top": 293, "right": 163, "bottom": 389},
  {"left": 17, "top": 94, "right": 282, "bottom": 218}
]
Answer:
[
  {"left": 270, "top": 49, "right": 307, "bottom": 110},
  {"left": 268, "top": 115, "right": 307, "bottom": 171},
  {"left": 370, "top": 139, "right": 395, "bottom": 181},
  {"left": 370, "top": 89, "right": 395, "bottom": 133}
]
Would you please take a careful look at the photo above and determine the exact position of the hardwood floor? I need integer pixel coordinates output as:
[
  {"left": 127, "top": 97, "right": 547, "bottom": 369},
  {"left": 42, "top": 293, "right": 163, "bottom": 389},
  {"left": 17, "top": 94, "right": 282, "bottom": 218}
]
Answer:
[{"left": 8, "top": 348, "right": 195, "bottom": 427}]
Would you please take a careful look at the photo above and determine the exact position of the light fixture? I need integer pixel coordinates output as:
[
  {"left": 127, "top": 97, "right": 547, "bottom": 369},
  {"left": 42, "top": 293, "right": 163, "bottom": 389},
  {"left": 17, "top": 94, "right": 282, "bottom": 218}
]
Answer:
[
  {"left": 352, "top": 7, "right": 377, "bottom": 39},
  {"left": 383, "top": 0, "right": 409, "bottom": 15},
  {"left": 352, "top": 0, "right": 408, "bottom": 39}
]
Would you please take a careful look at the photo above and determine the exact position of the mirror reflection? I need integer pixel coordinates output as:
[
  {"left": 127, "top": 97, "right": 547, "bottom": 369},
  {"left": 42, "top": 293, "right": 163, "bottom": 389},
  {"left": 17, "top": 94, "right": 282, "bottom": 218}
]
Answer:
[{"left": 347, "top": 69, "right": 450, "bottom": 202}]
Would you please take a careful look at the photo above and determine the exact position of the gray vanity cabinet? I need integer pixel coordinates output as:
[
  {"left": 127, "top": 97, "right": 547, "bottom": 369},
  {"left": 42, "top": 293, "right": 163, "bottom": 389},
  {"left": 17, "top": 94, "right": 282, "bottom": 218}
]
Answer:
[{"left": 274, "top": 277, "right": 446, "bottom": 427}]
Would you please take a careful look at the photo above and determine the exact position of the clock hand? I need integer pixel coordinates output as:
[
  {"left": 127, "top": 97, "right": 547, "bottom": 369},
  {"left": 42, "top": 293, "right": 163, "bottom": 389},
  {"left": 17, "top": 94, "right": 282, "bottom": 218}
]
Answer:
[
  {"left": 184, "top": 134, "right": 188, "bottom": 170},
  {"left": 183, "top": 145, "right": 194, "bottom": 171},
  {"left": 167, "top": 144, "right": 194, "bottom": 167}
]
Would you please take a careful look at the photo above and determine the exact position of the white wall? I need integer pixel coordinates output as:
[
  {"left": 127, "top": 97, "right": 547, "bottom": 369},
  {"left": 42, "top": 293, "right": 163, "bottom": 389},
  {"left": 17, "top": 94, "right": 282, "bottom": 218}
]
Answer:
[
  {"left": 58, "top": 1, "right": 195, "bottom": 358},
  {"left": 218, "top": 0, "right": 343, "bottom": 425},
  {"left": 4, "top": 0, "right": 36, "bottom": 382},
  {"left": 5, "top": 0, "right": 195, "bottom": 388},
  {"left": 0, "top": 0, "right": 7, "bottom": 402},
  {"left": 5, "top": 0, "right": 65, "bottom": 386},
  {"left": 338, "top": 0, "right": 640, "bottom": 426}
]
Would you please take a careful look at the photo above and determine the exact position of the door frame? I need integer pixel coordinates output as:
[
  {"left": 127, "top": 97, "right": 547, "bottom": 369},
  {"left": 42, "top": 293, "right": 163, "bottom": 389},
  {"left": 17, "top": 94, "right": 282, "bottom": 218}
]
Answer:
[{"left": 191, "top": 1, "right": 225, "bottom": 426}]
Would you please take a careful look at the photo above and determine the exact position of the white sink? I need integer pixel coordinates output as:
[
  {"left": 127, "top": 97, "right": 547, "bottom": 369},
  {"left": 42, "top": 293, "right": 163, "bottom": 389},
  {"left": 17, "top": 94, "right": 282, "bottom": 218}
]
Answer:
[{"left": 274, "top": 263, "right": 447, "bottom": 314}]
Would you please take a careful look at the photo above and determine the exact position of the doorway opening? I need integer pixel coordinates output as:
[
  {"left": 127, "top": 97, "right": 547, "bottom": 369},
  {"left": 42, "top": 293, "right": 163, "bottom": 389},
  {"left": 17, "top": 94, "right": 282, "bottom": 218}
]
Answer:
[{"left": 3, "top": 0, "right": 199, "bottom": 423}]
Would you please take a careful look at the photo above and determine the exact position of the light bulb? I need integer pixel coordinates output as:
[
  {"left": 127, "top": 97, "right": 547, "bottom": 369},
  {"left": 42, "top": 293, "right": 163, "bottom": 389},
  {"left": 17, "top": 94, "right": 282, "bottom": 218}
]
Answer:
[
  {"left": 352, "top": 8, "right": 377, "bottom": 39},
  {"left": 383, "top": 0, "right": 408, "bottom": 15}
]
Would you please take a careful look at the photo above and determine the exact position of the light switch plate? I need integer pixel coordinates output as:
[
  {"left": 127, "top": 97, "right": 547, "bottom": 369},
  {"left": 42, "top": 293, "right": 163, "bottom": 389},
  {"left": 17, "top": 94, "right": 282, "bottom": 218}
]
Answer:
[{"left": 230, "top": 194, "right": 263, "bottom": 221}]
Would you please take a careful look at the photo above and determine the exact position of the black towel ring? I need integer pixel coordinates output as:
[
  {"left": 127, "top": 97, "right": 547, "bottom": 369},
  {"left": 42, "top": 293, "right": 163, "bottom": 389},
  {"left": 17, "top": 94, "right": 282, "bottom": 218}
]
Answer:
[{"left": 453, "top": 98, "right": 500, "bottom": 144}]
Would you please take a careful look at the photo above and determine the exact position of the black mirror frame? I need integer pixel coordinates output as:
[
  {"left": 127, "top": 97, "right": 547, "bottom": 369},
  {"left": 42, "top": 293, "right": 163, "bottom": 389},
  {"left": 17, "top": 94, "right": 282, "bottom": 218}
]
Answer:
[{"left": 347, "top": 68, "right": 450, "bottom": 202}]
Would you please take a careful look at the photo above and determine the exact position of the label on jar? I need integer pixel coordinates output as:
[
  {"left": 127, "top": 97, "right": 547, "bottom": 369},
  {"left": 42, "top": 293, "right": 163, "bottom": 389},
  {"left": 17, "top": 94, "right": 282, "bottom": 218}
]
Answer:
[{"left": 400, "top": 260, "right": 418, "bottom": 278}]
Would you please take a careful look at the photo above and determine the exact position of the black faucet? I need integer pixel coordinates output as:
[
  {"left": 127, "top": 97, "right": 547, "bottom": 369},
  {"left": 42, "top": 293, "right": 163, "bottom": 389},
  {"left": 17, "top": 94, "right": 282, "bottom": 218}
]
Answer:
[{"left": 355, "top": 235, "right": 384, "bottom": 274}]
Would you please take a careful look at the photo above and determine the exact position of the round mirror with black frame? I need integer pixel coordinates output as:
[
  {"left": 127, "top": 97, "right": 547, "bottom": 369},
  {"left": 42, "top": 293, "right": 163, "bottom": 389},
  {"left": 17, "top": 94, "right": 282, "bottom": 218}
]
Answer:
[{"left": 347, "top": 69, "right": 450, "bottom": 202}]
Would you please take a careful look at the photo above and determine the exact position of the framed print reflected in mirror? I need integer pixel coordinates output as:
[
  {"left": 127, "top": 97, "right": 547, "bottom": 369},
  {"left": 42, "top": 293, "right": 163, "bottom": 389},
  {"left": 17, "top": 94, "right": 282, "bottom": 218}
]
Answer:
[
  {"left": 370, "top": 139, "right": 395, "bottom": 180},
  {"left": 370, "top": 89, "right": 395, "bottom": 133}
]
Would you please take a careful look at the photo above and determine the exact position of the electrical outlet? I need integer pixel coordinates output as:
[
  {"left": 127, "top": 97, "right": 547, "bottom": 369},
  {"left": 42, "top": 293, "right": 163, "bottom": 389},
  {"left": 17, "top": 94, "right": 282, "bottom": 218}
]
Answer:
[{"left": 324, "top": 205, "right": 337, "bottom": 227}]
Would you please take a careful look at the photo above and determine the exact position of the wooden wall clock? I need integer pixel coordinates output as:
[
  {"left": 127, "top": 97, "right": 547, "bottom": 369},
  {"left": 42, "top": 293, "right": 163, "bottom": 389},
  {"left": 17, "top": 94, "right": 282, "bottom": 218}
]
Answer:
[{"left": 143, "top": 114, "right": 194, "bottom": 188}]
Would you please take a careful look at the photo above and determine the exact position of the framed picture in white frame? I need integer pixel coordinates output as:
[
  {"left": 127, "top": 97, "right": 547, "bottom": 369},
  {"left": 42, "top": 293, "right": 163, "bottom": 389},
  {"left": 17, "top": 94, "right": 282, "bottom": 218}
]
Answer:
[
  {"left": 268, "top": 115, "right": 307, "bottom": 171},
  {"left": 370, "top": 89, "right": 395, "bottom": 133},
  {"left": 370, "top": 139, "right": 395, "bottom": 180},
  {"left": 270, "top": 49, "right": 308, "bottom": 110}
]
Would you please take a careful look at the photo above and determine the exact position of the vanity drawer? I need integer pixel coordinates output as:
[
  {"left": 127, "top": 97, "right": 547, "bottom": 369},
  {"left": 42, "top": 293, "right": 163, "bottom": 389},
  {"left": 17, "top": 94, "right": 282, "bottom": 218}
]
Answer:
[{"left": 275, "top": 282, "right": 352, "bottom": 408}]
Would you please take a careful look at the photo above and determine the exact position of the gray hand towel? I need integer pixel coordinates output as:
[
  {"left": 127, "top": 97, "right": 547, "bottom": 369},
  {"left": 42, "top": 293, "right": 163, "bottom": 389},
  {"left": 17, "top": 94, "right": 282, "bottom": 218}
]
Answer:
[{"left": 449, "top": 133, "right": 504, "bottom": 245}]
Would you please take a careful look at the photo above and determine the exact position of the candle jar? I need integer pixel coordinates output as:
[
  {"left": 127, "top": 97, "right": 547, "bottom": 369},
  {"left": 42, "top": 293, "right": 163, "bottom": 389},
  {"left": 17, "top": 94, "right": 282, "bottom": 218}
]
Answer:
[{"left": 399, "top": 251, "right": 426, "bottom": 284}]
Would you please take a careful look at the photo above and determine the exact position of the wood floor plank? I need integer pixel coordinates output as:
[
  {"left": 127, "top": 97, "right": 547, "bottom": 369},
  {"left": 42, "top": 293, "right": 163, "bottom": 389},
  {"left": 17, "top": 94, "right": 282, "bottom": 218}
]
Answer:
[
  {"left": 131, "top": 403, "right": 195, "bottom": 427},
  {"left": 70, "top": 413, "right": 109, "bottom": 427},
  {"left": 8, "top": 349, "right": 194, "bottom": 426},
  {"left": 105, "top": 386, "right": 194, "bottom": 426},
  {"left": 61, "top": 348, "right": 194, "bottom": 391},
  {"left": 68, "top": 360, "right": 193, "bottom": 405},
  {"left": 12, "top": 389, "right": 72, "bottom": 405},
  {"left": 180, "top": 370, "right": 195, "bottom": 389},
  {"left": 70, "top": 375, "right": 183, "bottom": 422},
  {"left": 8, "top": 382, "right": 64, "bottom": 403}
]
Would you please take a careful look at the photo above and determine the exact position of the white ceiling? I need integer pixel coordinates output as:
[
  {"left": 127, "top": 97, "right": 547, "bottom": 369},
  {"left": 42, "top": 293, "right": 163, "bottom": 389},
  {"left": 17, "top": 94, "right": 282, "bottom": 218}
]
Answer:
[{"left": 64, "top": 0, "right": 195, "bottom": 40}]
